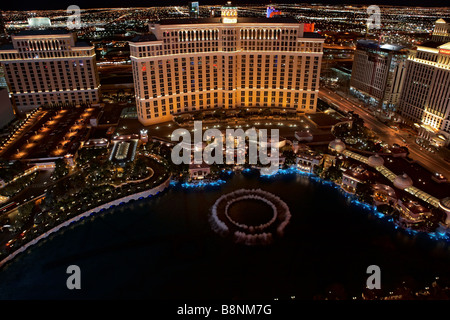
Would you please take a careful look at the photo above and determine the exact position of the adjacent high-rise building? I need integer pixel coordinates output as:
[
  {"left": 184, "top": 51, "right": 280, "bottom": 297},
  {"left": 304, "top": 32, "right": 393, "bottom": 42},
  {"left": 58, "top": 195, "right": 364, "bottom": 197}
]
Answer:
[
  {"left": 431, "top": 19, "right": 450, "bottom": 44},
  {"left": 397, "top": 41, "right": 450, "bottom": 146},
  {"left": 350, "top": 40, "right": 408, "bottom": 112},
  {"left": 130, "top": 3, "right": 324, "bottom": 126},
  {"left": 0, "top": 29, "right": 100, "bottom": 113}
]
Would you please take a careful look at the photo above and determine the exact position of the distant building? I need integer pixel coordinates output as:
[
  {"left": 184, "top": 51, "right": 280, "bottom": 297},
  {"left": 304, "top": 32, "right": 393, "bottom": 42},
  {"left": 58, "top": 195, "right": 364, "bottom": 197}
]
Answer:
[
  {"left": 27, "top": 17, "right": 52, "bottom": 29},
  {"left": 130, "top": 4, "right": 324, "bottom": 126},
  {"left": 350, "top": 40, "right": 408, "bottom": 112},
  {"left": 189, "top": 2, "right": 200, "bottom": 18},
  {"left": 431, "top": 19, "right": 450, "bottom": 44},
  {"left": 266, "top": 6, "right": 281, "bottom": 18},
  {"left": 0, "top": 88, "right": 15, "bottom": 128},
  {"left": 397, "top": 40, "right": 450, "bottom": 146},
  {"left": 0, "top": 30, "right": 100, "bottom": 113}
]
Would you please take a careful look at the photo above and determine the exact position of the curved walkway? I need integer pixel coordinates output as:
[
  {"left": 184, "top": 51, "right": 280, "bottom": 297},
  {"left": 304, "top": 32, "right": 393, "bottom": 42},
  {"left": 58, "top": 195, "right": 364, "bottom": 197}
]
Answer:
[{"left": 343, "top": 149, "right": 440, "bottom": 207}]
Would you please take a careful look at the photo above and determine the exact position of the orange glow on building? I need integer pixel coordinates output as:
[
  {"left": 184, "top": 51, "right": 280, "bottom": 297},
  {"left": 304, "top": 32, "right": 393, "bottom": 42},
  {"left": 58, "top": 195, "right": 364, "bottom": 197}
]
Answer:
[{"left": 304, "top": 23, "right": 315, "bottom": 33}]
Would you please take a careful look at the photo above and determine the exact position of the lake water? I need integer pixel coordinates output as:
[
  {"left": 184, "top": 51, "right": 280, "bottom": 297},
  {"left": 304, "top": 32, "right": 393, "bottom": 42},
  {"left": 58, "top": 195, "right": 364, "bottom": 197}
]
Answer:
[{"left": 0, "top": 171, "right": 449, "bottom": 299}]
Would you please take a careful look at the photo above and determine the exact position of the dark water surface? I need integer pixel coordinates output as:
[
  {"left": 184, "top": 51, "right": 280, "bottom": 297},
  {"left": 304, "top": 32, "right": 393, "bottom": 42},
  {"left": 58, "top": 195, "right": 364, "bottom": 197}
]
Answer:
[
  {"left": 0, "top": 172, "right": 449, "bottom": 299},
  {"left": 227, "top": 199, "right": 274, "bottom": 226}
]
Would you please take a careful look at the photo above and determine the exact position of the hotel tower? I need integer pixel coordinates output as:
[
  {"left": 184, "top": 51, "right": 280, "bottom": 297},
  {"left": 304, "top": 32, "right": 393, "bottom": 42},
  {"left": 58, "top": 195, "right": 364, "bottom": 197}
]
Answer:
[
  {"left": 129, "top": 2, "right": 324, "bottom": 126},
  {"left": 431, "top": 18, "right": 450, "bottom": 44},
  {"left": 397, "top": 20, "right": 450, "bottom": 146},
  {"left": 0, "top": 30, "right": 100, "bottom": 113},
  {"left": 350, "top": 40, "right": 408, "bottom": 112}
]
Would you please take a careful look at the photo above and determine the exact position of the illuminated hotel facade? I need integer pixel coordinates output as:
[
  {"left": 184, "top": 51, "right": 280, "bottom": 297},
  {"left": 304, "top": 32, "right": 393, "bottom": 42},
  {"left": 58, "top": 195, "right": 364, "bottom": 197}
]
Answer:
[
  {"left": 350, "top": 40, "right": 408, "bottom": 112},
  {"left": 0, "top": 30, "right": 100, "bottom": 113},
  {"left": 129, "top": 4, "right": 324, "bottom": 126},
  {"left": 431, "top": 19, "right": 450, "bottom": 43},
  {"left": 397, "top": 41, "right": 450, "bottom": 146}
]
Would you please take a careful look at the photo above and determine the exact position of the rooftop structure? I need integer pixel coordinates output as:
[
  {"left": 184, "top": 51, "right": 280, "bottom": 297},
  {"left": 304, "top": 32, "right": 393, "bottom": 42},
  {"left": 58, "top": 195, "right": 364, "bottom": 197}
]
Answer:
[
  {"left": 367, "top": 154, "right": 384, "bottom": 167},
  {"left": 328, "top": 138, "right": 346, "bottom": 153},
  {"left": 393, "top": 173, "right": 413, "bottom": 190}
]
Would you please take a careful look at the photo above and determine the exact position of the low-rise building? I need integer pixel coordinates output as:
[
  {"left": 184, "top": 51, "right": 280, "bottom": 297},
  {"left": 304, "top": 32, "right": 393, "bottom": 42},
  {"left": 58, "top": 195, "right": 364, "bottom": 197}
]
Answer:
[
  {"left": 189, "top": 162, "right": 210, "bottom": 180},
  {"left": 296, "top": 149, "right": 323, "bottom": 173},
  {"left": 372, "top": 183, "right": 397, "bottom": 205},
  {"left": 397, "top": 199, "right": 432, "bottom": 228},
  {"left": 341, "top": 165, "right": 373, "bottom": 193}
]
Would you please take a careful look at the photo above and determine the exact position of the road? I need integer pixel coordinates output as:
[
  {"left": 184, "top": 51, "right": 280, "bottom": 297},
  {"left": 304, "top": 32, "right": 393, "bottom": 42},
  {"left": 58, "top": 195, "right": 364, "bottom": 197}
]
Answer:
[{"left": 319, "top": 88, "right": 450, "bottom": 179}]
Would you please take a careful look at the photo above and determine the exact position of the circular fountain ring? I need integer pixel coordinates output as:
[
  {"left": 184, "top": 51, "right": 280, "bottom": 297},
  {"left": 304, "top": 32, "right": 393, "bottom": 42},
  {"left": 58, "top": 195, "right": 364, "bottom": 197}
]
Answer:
[{"left": 209, "top": 188, "right": 291, "bottom": 245}]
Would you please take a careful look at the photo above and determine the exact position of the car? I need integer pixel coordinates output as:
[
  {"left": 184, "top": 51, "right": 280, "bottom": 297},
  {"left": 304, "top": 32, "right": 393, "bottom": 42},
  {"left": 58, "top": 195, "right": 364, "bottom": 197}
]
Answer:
[{"left": 6, "top": 239, "right": 15, "bottom": 247}]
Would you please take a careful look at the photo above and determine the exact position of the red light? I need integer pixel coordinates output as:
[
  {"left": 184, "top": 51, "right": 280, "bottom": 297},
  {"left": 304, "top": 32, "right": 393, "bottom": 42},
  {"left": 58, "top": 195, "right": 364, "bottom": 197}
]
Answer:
[{"left": 304, "top": 23, "right": 315, "bottom": 32}]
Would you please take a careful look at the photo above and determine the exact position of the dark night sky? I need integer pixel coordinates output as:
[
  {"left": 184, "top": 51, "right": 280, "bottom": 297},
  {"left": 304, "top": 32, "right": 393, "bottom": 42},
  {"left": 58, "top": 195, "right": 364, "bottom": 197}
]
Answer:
[{"left": 0, "top": 0, "right": 448, "bottom": 11}]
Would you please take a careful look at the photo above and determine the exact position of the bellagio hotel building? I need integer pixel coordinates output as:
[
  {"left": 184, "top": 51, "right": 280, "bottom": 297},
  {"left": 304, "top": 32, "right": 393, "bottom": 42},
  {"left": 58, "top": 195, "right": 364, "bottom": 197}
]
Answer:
[
  {"left": 130, "top": 4, "right": 324, "bottom": 126},
  {"left": 0, "top": 30, "right": 100, "bottom": 113}
]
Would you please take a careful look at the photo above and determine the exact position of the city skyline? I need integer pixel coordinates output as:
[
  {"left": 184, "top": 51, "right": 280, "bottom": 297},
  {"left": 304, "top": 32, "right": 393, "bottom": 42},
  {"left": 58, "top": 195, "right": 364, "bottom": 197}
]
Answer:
[{"left": 1, "top": 0, "right": 450, "bottom": 11}]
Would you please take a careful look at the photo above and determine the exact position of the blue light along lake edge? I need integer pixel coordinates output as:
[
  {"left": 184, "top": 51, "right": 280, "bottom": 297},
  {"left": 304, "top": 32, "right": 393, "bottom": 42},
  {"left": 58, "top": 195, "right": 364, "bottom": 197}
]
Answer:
[{"left": 0, "top": 171, "right": 449, "bottom": 299}]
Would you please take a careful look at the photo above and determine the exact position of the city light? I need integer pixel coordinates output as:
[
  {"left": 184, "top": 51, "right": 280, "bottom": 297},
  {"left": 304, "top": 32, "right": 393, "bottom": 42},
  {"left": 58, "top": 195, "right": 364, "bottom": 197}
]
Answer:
[{"left": 0, "top": 1, "right": 449, "bottom": 302}]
